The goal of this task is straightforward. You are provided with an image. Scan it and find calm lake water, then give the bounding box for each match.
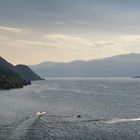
[1,78,140,140]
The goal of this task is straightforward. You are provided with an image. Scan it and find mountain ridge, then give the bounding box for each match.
[29,53,140,78]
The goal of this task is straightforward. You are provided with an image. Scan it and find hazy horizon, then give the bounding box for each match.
[1,52,139,66]
[1,0,140,64]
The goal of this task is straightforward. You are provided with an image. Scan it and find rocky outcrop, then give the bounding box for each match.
[0,56,43,90]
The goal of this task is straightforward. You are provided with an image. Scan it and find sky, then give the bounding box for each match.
[0,0,140,64]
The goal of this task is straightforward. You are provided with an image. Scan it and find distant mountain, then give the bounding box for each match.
[133,76,140,78]
[29,53,140,78]
[0,57,43,90]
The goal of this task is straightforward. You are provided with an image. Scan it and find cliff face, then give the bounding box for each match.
[0,66,31,90]
[0,57,43,90]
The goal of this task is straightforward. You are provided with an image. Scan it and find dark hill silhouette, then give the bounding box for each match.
[0,57,43,90]
[15,65,43,81]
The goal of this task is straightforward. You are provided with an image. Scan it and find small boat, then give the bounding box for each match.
[76,115,81,118]
[36,111,46,118]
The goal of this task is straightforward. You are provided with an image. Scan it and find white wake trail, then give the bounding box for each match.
[106,118,140,124]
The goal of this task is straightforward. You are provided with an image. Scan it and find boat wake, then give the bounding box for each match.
[80,117,140,124]
[9,114,140,140]
[9,116,37,140]
[105,117,140,124]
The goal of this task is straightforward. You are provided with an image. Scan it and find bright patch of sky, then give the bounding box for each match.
[0,0,140,64]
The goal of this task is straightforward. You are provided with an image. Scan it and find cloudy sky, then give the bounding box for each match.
[0,0,140,64]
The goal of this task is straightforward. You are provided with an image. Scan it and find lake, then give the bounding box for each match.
[0,78,140,140]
